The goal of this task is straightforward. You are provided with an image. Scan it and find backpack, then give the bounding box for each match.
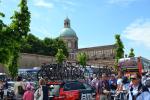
[18,85,25,95]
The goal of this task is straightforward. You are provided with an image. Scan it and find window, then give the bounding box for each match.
[49,85,60,96]
[64,82,86,91]
[83,83,92,90]
[68,41,71,48]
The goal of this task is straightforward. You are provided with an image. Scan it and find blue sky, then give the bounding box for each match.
[1,0,150,59]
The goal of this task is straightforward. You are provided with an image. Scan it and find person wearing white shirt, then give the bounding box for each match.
[128,73,150,100]
[14,76,26,100]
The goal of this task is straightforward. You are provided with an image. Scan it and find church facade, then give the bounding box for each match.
[60,17,116,68]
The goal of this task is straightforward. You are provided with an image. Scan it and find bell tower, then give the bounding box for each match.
[64,17,70,28]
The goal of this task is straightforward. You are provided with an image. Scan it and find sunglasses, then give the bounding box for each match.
[131,78,138,80]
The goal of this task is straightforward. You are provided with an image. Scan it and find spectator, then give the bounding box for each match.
[91,74,98,88]
[26,78,34,91]
[14,76,26,100]
[4,79,8,89]
[98,73,110,100]
[122,76,130,91]
[116,72,123,91]
[23,84,34,100]
[34,78,49,100]
[141,72,147,85]
[122,76,130,100]
[145,73,150,91]
[128,73,150,100]
[109,74,117,91]
[0,80,4,99]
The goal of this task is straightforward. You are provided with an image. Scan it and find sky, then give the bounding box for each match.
[1,0,150,59]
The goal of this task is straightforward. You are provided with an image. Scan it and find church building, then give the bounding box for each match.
[59,17,116,68]
[0,17,116,72]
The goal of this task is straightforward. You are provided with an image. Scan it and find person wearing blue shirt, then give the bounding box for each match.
[109,74,117,91]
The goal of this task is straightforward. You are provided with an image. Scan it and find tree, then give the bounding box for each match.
[21,35,69,57]
[77,52,87,68]
[129,48,135,57]
[114,34,124,71]
[10,0,30,38]
[0,0,30,79]
[55,49,66,64]
[8,51,19,79]
[8,0,31,78]
[0,12,15,66]
[54,38,69,57]
[21,33,43,54]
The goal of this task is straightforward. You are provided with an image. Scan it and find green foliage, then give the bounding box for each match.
[0,13,13,64]
[1,0,68,78]
[21,35,69,57]
[55,49,66,64]
[115,34,124,59]
[129,48,135,57]
[114,34,124,71]
[77,52,87,67]
[0,12,5,17]
[10,0,30,38]
[54,38,69,57]
[8,50,19,79]
[0,0,30,78]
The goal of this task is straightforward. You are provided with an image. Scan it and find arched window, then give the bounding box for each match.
[68,41,72,48]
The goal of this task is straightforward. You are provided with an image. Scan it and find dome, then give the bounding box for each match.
[60,17,77,38]
[60,28,77,37]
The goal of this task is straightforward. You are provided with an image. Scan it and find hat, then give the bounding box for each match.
[26,84,31,90]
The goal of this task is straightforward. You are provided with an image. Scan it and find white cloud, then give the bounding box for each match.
[53,0,76,6]
[122,18,150,48]
[34,0,54,9]
[52,0,77,12]
[61,0,77,6]
[108,0,137,6]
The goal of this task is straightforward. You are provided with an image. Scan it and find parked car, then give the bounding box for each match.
[47,80,96,100]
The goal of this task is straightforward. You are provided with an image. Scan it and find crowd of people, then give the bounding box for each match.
[14,76,49,100]
[0,76,49,100]
[87,71,150,100]
[0,71,150,100]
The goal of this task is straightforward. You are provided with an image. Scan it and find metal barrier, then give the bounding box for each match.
[110,90,128,100]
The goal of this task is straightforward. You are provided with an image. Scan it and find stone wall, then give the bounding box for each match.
[0,45,116,73]
[0,53,55,73]
[0,63,5,73]
[19,53,55,68]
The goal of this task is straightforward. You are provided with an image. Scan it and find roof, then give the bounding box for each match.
[60,17,77,38]
[78,44,116,51]
[60,28,77,37]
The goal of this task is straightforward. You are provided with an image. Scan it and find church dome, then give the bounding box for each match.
[60,17,77,37]
[60,28,77,37]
